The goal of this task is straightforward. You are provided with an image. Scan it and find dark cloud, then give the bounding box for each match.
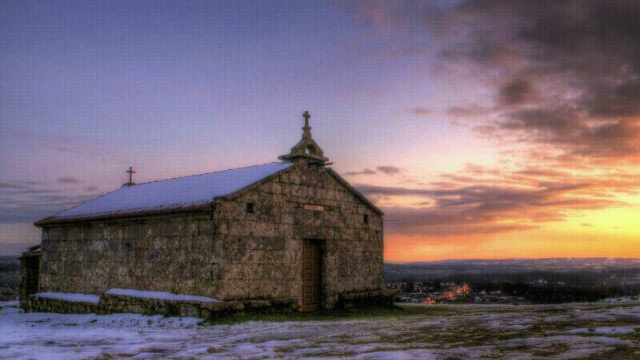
[376,166,402,175]
[57,176,81,184]
[344,168,377,176]
[499,78,535,105]
[344,0,640,162]
[582,81,640,117]
[437,0,640,161]
[502,107,580,132]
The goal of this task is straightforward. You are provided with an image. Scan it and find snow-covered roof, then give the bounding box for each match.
[37,162,292,224]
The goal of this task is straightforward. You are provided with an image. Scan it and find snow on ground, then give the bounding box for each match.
[600,296,640,304]
[1,301,639,359]
[106,288,220,303]
[567,326,638,335]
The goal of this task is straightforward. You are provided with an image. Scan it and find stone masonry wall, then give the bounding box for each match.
[39,212,217,296]
[212,163,384,309]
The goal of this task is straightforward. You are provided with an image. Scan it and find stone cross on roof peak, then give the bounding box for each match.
[302,110,312,139]
[123,166,136,187]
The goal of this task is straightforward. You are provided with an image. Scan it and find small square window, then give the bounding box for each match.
[246,202,255,214]
[363,214,369,224]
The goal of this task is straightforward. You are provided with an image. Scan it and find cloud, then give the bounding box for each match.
[345,168,377,176]
[344,0,640,163]
[514,167,568,178]
[57,176,81,184]
[334,2,640,244]
[0,180,100,223]
[446,106,491,118]
[407,107,435,115]
[345,166,403,176]
[355,168,621,236]
[499,78,536,105]
[376,166,402,175]
[434,0,640,162]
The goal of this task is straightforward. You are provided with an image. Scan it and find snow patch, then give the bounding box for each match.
[0,300,19,308]
[353,349,437,359]
[35,292,100,304]
[600,296,640,303]
[567,327,637,335]
[106,288,219,303]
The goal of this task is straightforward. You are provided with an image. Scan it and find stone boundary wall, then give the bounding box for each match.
[24,290,393,319]
[26,296,100,314]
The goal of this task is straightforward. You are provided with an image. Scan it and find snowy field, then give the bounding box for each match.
[1,301,640,359]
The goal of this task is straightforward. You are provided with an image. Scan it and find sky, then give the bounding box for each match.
[1,0,640,261]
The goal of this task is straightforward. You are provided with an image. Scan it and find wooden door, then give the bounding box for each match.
[302,240,322,312]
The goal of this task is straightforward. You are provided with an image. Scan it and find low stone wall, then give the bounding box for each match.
[24,293,303,319]
[23,290,395,318]
[335,289,396,309]
[26,296,100,314]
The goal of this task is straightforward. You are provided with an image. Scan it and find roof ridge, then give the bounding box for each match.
[133,161,286,186]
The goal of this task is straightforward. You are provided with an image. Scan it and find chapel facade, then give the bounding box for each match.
[20,112,388,315]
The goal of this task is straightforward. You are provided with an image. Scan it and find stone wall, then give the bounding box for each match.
[26,296,100,314]
[39,212,217,296]
[213,163,384,309]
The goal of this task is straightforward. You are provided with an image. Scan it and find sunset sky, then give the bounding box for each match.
[2,1,640,260]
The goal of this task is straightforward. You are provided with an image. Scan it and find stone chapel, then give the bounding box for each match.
[20,112,389,317]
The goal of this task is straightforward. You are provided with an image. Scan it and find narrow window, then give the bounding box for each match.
[246,202,255,214]
[363,214,369,225]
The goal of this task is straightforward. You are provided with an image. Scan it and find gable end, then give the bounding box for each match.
[325,168,384,216]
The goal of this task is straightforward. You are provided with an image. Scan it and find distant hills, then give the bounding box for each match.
[384,258,640,283]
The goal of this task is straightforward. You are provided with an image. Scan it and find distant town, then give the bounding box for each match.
[386,280,530,304]
[385,258,640,304]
